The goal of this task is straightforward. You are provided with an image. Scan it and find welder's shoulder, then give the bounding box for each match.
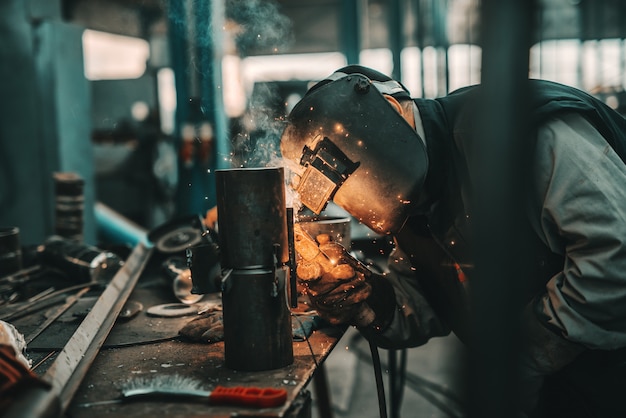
[536,112,610,153]
[533,111,626,188]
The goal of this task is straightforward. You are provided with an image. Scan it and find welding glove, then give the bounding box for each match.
[301,266,396,330]
[295,228,397,328]
[0,321,51,412]
[302,264,372,325]
[179,310,224,343]
[517,301,585,416]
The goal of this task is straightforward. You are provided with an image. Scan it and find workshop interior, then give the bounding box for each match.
[1,0,626,417]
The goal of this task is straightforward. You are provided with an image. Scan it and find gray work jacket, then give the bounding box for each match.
[372,83,626,379]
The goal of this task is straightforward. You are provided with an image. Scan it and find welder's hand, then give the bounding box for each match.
[299,263,372,325]
[204,206,218,231]
[294,228,393,327]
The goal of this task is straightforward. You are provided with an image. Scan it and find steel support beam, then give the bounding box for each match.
[469,0,536,417]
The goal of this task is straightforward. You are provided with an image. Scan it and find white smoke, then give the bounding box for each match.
[225,0,294,56]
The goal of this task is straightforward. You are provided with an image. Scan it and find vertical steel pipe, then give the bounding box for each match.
[216,167,293,371]
[469,0,536,417]
[216,167,288,268]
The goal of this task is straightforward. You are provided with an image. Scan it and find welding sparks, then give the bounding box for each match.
[333,123,345,134]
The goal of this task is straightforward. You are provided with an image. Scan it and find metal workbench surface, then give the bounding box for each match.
[13,251,343,418]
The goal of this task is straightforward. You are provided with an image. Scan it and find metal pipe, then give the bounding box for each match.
[216,167,293,371]
[389,0,404,81]
[340,0,361,65]
[94,202,148,247]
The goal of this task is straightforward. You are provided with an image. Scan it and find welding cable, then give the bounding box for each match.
[368,337,389,418]
[350,332,465,417]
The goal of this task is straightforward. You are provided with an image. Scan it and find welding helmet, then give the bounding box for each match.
[280,66,428,235]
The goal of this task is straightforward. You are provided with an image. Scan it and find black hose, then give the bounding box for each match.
[389,348,408,418]
[369,337,388,418]
[353,331,465,418]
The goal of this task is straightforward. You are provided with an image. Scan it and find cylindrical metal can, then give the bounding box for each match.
[215,167,288,269]
[53,172,85,241]
[0,227,22,277]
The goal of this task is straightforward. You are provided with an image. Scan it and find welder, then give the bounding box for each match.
[280,65,626,417]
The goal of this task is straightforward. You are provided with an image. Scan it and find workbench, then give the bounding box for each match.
[9,247,344,418]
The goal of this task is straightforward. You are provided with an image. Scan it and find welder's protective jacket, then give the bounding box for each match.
[370,80,626,366]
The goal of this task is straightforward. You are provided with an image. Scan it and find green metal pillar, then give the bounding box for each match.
[167,0,229,217]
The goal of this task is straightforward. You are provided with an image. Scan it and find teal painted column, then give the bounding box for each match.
[167,0,229,217]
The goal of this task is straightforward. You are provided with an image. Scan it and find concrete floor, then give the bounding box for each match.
[309,327,468,418]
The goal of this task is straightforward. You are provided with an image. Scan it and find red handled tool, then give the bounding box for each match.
[203,385,288,408]
[77,376,288,409]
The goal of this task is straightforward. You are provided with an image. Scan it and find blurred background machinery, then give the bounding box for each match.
[2,0,626,246]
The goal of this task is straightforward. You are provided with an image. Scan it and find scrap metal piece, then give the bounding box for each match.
[25,286,91,345]
[119,300,143,319]
[146,303,198,318]
[0,282,100,322]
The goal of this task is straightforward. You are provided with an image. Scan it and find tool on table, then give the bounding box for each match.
[1,237,123,319]
[0,265,44,293]
[78,374,288,409]
[147,214,209,254]
[2,242,152,418]
[124,384,288,408]
[0,265,43,285]
[0,281,101,322]
[37,236,124,283]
